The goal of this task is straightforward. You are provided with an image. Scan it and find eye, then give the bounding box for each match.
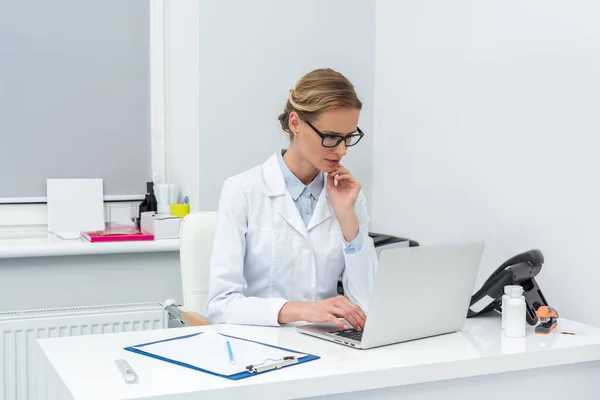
[344,135,361,146]
[322,135,342,147]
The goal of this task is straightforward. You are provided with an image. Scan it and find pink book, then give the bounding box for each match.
[81,227,154,243]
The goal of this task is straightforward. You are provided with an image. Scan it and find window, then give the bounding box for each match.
[0,0,167,227]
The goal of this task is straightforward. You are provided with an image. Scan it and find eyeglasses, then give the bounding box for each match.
[304,120,364,148]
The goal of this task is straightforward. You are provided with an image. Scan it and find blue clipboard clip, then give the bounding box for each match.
[246,356,298,373]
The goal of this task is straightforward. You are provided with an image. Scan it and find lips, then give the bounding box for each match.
[326,159,340,167]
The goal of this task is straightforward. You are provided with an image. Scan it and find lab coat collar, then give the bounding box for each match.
[262,153,286,196]
[262,152,331,236]
[263,153,306,237]
[262,152,327,198]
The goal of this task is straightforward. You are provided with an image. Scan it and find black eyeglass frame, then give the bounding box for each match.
[304,120,364,148]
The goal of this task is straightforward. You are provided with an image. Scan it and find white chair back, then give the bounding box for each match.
[179,212,218,314]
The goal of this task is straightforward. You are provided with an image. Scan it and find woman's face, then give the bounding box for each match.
[290,107,360,173]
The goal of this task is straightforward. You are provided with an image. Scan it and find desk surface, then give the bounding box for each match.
[37,315,600,400]
[0,234,180,259]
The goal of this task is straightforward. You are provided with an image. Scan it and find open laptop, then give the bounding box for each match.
[297,242,484,349]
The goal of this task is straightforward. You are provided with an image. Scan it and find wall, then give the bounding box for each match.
[165,0,201,212]
[0,252,182,312]
[195,0,376,211]
[372,0,600,325]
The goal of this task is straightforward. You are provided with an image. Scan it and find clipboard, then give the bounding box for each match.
[124,331,320,380]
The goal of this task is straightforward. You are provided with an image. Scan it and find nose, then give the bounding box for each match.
[333,144,347,158]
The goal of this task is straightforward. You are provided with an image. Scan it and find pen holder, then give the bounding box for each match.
[170,204,190,219]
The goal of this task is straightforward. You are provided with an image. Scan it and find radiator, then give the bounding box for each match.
[0,301,168,400]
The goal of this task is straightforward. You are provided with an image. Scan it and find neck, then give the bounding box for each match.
[282,145,320,185]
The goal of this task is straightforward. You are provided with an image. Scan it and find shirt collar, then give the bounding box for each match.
[276,151,324,201]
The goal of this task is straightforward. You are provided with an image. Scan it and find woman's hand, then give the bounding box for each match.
[278,296,366,330]
[327,165,361,242]
[326,165,361,213]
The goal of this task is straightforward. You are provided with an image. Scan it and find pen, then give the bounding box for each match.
[226,340,235,365]
[182,196,188,205]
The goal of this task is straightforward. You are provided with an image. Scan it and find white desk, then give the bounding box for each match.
[37,315,600,400]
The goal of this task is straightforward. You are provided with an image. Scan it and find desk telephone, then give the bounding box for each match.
[468,249,549,325]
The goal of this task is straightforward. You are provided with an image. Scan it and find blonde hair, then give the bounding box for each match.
[278,68,362,140]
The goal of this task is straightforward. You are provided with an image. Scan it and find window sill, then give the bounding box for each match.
[0,234,180,259]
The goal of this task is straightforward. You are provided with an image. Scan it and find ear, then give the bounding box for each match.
[288,111,301,135]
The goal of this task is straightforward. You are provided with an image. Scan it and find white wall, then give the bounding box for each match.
[195,0,375,211]
[373,0,600,326]
[165,0,201,212]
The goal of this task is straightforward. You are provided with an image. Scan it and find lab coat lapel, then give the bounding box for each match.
[262,153,308,238]
[275,195,308,238]
[307,184,332,231]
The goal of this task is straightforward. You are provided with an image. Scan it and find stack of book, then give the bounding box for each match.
[81,227,154,243]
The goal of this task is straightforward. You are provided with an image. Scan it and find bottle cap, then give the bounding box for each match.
[510,286,524,297]
[504,285,519,295]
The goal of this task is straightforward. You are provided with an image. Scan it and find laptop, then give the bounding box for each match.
[297,242,484,349]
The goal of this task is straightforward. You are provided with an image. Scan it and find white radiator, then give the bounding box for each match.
[0,301,168,400]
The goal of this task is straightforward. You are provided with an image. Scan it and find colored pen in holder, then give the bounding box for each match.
[170,195,189,218]
[170,203,189,218]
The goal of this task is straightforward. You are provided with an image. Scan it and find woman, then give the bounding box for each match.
[206,68,378,330]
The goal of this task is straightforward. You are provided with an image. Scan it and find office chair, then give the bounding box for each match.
[172,211,219,326]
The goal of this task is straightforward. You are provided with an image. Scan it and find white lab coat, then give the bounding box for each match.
[206,153,379,326]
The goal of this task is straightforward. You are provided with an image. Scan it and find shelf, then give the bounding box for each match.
[0,234,180,259]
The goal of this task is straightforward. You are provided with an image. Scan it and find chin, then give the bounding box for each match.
[306,159,329,173]
[315,162,334,173]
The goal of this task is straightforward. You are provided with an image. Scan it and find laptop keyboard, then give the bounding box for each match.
[332,329,363,342]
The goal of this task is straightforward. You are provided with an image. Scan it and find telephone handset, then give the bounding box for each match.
[468,249,548,325]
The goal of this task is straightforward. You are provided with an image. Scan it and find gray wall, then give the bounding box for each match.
[0,0,151,200]
[197,0,375,211]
